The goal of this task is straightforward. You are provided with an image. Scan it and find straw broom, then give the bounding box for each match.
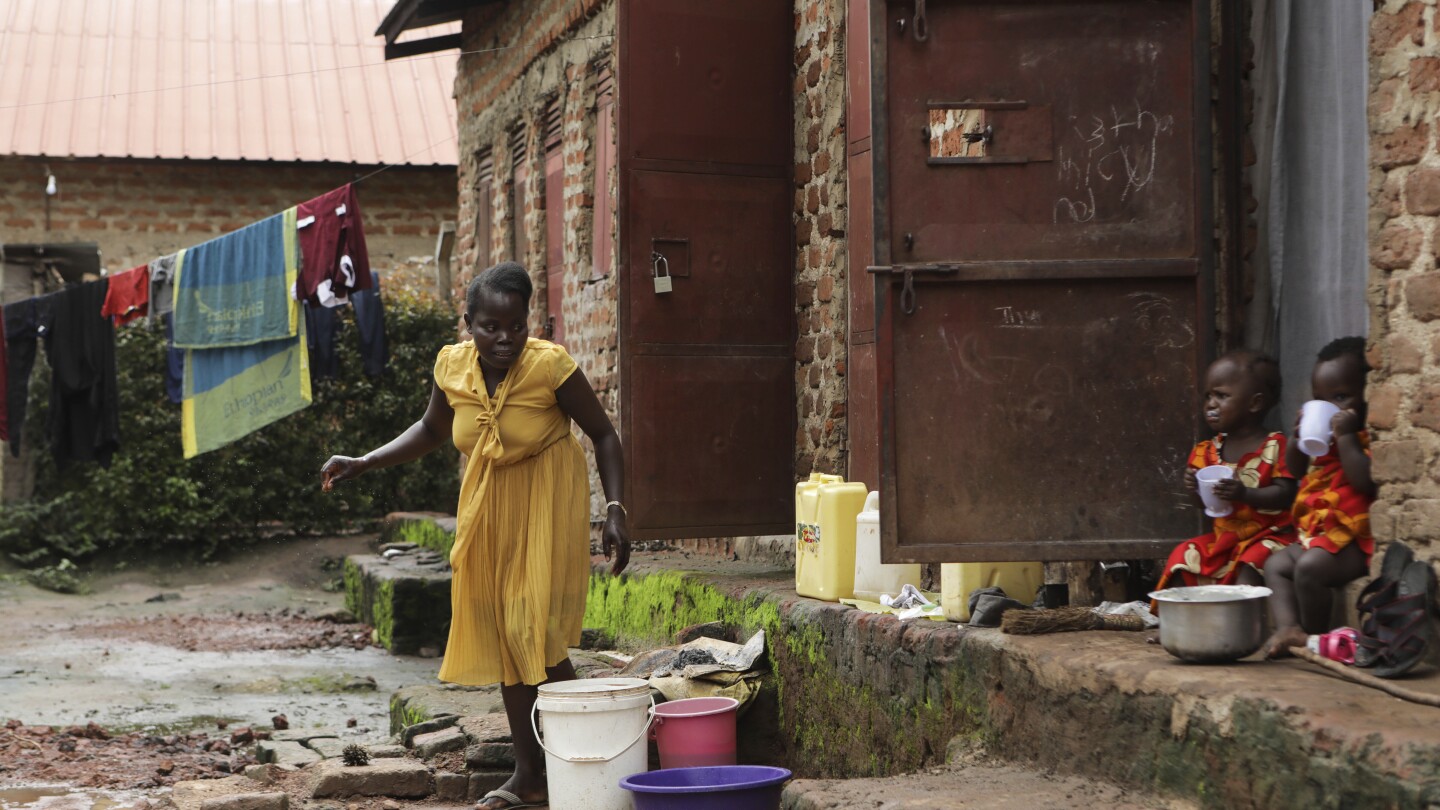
[1001,606,1149,635]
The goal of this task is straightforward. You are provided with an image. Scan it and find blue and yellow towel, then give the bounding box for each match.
[181,314,311,459]
[172,208,299,348]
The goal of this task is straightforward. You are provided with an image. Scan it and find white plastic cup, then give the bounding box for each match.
[1298,400,1342,457]
[1196,464,1235,518]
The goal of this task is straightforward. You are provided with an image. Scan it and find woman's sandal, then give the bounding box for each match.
[1371,561,1438,679]
[1354,542,1417,667]
[476,789,545,809]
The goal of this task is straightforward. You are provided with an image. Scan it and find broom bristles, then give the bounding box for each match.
[1000,606,1148,635]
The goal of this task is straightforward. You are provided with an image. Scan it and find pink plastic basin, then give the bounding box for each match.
[649,696,740,769]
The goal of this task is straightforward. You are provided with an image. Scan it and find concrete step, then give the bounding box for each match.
[342,550,452,655]
[380,512,458,557]
[583,550,1440,809]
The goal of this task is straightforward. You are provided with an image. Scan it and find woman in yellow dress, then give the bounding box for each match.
[321,262,630,810]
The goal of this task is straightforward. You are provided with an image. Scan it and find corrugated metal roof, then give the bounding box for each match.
[0,0,458,165]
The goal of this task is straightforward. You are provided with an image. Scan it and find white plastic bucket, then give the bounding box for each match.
[532,677,654,810]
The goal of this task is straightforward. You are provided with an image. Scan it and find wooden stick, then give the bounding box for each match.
[1288,646,1440,708]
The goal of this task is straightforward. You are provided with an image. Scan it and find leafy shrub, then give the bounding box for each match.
[0,288,462,564]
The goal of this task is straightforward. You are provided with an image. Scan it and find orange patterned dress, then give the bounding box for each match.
[1294,430,1374,559]
[1157,432,1296,589]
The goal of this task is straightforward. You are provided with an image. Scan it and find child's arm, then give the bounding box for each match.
[1284,409,1308,486]
[1214,477,1297,511]
[1332,409,1375,498]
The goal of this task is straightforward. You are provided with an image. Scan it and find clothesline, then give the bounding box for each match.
[2,183,388,463]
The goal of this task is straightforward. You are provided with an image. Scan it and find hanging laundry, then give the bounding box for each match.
[0,306,8,442]
[46,280,120,467]
[172,209,299,348]
[162,313,184,405]
[176,207,309,458]
[100,265,150,326]
[352,271,389,377]
[296,184,372,308]
[4,294,58,457]
[303,301,341,380]
[181,315,311,459]
[302,271,389,380]
[148,252,179,323]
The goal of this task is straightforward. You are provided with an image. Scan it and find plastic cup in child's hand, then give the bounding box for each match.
[1298,400,1342,457]
[1195,465,1235,518]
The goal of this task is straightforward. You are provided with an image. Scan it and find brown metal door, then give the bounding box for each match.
[544,144,565,344]
[618,0,794,540]
[872,0,1214,562]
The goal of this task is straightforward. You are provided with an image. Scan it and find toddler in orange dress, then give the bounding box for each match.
[1156,350,1297,592]
[1262,337,1375,658]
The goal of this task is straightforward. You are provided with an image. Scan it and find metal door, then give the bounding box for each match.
[618,0,794,539]
[872,0,1213,562]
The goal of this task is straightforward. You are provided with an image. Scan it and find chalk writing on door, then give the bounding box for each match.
[1053,100,1175,224]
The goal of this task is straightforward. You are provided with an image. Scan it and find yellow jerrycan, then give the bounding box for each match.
[940,562,1044,622]
[795,473,868,601]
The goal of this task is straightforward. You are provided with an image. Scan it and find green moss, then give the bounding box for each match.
[393,519,455,557]
[373,579,395,650]
[388,695,434,736]
[342,558,365,619]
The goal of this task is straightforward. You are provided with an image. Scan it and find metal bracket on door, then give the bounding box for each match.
[868,264,957,315]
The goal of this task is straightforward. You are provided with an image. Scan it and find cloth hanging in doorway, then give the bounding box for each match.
[4,293,58,457]
[46,280,120,468]
[1247,0,1371,420]
[296,184,372,308]
[172,209,299,348]
[100,265,150,326]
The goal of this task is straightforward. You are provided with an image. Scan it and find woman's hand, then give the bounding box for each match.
[320,455,370,492]
[602,507,631,576]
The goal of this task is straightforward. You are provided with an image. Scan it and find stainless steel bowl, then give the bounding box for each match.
[1148,585,1272,663]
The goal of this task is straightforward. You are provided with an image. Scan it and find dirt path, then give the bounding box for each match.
[0,536,439,798]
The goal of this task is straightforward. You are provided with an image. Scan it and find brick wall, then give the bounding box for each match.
[1366,0,1440,567]
[0,156,455,291]
[794,0,850,477]
[455,0,618,522]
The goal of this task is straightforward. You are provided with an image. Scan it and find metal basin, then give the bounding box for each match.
[1148,585,1272,663]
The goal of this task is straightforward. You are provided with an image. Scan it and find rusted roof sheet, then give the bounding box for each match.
[0,0,458,165]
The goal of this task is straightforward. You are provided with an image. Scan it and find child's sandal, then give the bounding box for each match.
[1316,628,1359,665]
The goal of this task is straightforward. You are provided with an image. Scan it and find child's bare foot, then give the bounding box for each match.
[1262,625,1308,659]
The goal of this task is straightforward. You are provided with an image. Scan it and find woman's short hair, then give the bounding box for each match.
[466,262,533,312]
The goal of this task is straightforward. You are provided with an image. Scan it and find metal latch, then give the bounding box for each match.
[867,264,957,315]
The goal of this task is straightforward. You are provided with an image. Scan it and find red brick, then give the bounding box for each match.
[1374,122,1430,170]
[818,275,834,303]
[1372,439,1425,483]
[1410,57,1440,95]
[1405,167,1440,215]
[1388,333,1425,373]
[1411,382,1440,433]
[1374,221,1424,271]
[1370,77,1404,120]
[1407,274,1440,320]
[1372,2,1426,50]
[1368,382,1403,430]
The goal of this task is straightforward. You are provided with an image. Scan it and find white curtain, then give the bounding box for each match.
[1246,0,1371,421]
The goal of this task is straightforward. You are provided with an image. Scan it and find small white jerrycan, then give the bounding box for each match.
[851,491,922,603]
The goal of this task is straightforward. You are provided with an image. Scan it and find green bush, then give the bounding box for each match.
[0,289,462,564]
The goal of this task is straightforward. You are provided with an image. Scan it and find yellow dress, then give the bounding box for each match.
[433,337,589,686]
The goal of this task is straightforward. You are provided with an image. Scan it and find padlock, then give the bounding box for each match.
[652,252,673,294]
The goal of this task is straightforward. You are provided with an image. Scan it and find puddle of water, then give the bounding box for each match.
[0,787,145,810]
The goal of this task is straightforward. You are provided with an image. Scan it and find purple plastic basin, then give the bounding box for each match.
[619,765,792,810]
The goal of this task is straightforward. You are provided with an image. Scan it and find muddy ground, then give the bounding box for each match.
[0,536,437,798]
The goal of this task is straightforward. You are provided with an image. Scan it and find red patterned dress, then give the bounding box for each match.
[1157,432,1297,589]
[1294,430,1374,559]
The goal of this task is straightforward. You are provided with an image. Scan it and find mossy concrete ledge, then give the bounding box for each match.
[583,559,1440,808]
[343,552,451,655]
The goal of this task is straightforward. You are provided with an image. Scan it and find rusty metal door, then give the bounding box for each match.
[872,0,1213,562]
[618,0,794,539]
